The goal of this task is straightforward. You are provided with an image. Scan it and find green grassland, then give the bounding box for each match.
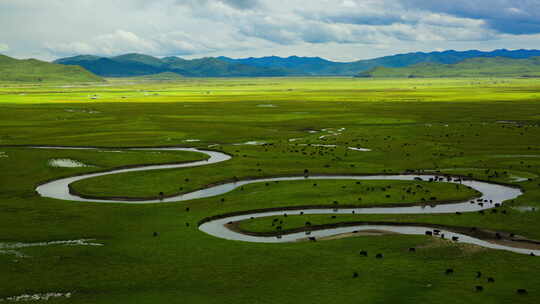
[2,77,540,105]
[1,77,540,303]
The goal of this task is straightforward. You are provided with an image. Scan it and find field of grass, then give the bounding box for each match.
[1,77,540,303]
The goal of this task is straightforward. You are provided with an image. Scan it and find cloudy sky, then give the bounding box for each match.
[1,0,540,61]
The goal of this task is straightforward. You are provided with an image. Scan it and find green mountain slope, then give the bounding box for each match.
[163,57,289,77]
[56,54,289,77]
[219,49,540,76]
[112,53,166,68]
[55,55,164,77]
[0,54,104,82]
[53,49,540,78]
[132,72,184,80]
[357,57,540,78]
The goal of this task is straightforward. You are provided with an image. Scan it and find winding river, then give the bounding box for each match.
[34,146,539,255]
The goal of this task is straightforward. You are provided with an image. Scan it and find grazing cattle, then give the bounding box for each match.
[452,236,459,242]
[185,207,190,212]
[495,233,502,239]
[456,212,462,215]
[375,253,383,259]
[517,289,528,295]
[487,277,495,283]
[530,252,536,256]
[186,223,190,227]
[476,271,482,278]
[359,250,368,257]
[425,231,433,236]
[475,286,484,292]
[308,237,317,242]
[409,248,416,252]
[153,232,159,237]
[353,272,359,278]
[445,268,454,275]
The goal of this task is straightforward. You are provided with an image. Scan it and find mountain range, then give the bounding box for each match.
[3,49,540,82]
[357,57,540,78]
[54,49,540,78]
[54,54,287,77]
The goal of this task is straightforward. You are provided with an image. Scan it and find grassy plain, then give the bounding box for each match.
[1,77,540,303]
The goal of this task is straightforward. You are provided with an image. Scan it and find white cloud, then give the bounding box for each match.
[48,30,159,56]
[0,0,539,61]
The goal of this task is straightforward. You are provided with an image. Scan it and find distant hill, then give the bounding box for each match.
[0,54,104,83]
[161,56,287,77]
[112,53,165,67]
[218,55,333,68]
[54,49,540,78]
[132,72,184,80]
[357,57,540,78]
[55,54,164,77]
[218,56,339,75]
[221,49,540,76]
[55,53,289,77]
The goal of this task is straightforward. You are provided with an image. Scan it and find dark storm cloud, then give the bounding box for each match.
[400,0,540,35]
